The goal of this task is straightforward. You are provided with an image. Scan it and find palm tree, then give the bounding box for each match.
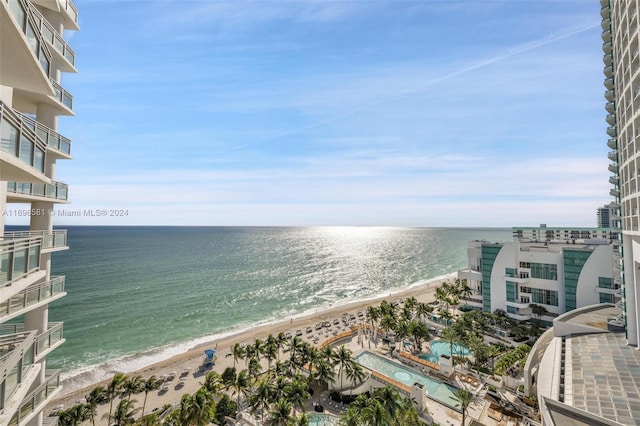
[415,302,433,324]
[267,399,294,426]
[122,375,144,401]
[107,373,127,419]
[361,400,391,426]
[453,388,474,426]
[58,404,87,426]
[393,321,410,349]
[264,336,279,374]
[201,370,223,395]
[333,346,353,394]
[103,399,139,426]
[294,412,309,426]
[285,375,310,412]
[344,361,365,396]
[367,305,380,331]
[85,386,106,426]
[135,413,161,426]
[408,321,430,353]
[397,396,421,425]
[248,356,263,383]
[227,343,246,369]
[310,357,335,404]
[183,387,216,426]
[229,369,251,408]
[372,385,403,419]
[249,377,274,424]
[466,334,486,374]
[140,376,161,416]
[379,314,396,338]
[440,326,459,367]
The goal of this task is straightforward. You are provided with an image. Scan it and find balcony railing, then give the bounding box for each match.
[7,181,69,202]
[0,102,47,175]
[0,277,65,322]
[19,113,71,156]
[49,79,72,110]
[8,370,61,426]
[0,322,63,358]
[3,230,67,251]
[28,5,75,67]
[60,0,78,25]
[4,0,52,77]
[0,237,42,287]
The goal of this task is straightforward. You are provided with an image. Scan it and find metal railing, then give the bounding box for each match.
[49,79,73,110]
[4,0,52,77]
[9,370,61,426]
[3,230,67,251]
[0,102,48,174]
[0,237,42,287]
[36,322,64,357]
[29,5,75,66]
[7,181,69,201]
[19,113,71,156]
[0,277,65,321]
[60,0,78,24]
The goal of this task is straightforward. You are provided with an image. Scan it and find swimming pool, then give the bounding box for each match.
[354,351,460,409]
[419,340,473,363]
[308,413,339,426]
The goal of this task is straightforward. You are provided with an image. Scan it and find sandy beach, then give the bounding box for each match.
[48,273,456,420]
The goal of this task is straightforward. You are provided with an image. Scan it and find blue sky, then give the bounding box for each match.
[29,0,610,226]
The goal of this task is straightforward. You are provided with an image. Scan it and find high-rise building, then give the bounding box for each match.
[597,204,616,228]
[0,0,78,424]
[605,0,640,347]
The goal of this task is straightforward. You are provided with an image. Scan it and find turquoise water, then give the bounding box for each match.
[354,350,459,408]
[308,414,339,426]
[33,226,509,388]
[419,340,473,363]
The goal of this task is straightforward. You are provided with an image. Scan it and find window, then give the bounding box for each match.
[0,120,19,156]
[531,288,559,306]
[19,135,33,166]
[530,263,558,280]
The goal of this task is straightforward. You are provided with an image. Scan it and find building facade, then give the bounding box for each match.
[458,231,617,324]
[0,0,78,424]
[605,0,640,349]
[597,204,616,228]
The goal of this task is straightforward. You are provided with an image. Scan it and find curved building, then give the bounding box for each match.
[0,0,78,425]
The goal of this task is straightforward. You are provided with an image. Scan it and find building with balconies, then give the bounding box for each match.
[0,0,77,424]
[458,235,617,325]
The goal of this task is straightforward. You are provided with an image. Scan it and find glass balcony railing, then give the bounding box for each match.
[0,277,64,321]
[18,113,71,156]
[36,322,63,357]
[0,102,48,175]
[0,237,42,287]
[4,0,52,77]
[3,230,67,251]
[8,370,61,426]
[60,0,78,25]
[49,79,72,110]
[7,181,69,202]
[28,5,75,67]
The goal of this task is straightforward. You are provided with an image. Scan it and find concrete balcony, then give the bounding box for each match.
[607,138,617,149]
[7,181,69,203]
[0,330,39,421]
[7,370,61,426]
[58,0,79,30]
[504,275,530,284]
[600,5,610,18]
[607,125,617,137]
[0,277,65,323]
[601,17,611,30]
[602,29,611,42]
[0,237,43,288]
[29,5,76,71]
[606,113,616,124]
[603,52,613,66]
[0,103,50,184]
[19,113,71,158]
[609,174,619,185]
[608,150,618,161]
[0,0,54,96]
[3,230,67,253]
[609,163,618,173]
[605,89,615,102]
[506,300,532,309]
[605,100,615,112]
[603,41,612,54]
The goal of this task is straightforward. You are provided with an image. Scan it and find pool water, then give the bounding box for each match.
[354,351,459,409]
[308,414,339,426]
[419,340,473,363]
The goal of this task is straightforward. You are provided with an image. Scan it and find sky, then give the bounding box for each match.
[20,0,612,226]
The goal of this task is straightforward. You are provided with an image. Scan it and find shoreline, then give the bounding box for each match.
[49,272,456,416]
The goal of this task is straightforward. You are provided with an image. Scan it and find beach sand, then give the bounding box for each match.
[47,273,456,420]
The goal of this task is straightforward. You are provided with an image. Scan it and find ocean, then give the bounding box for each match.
[42,226,511,388]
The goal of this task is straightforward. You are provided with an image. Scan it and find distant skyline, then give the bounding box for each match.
[11,0,610,226]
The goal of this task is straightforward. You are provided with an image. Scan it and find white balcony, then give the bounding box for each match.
[7,181,69,203]
[0,278,65,323]
[506,300,532,309]
[601,17,611,30]
[0,237,43,289]
[606,113,616,124]
[600,5,610,18]
[0,103,50,184]
[57,0,79,30]
[609,163,618,173]
[19,113,71,159]
[29,5,76,71]
[3,230,67,253]
[504,275,530,284]
[608,150,618,161]
[0,0,54,96]
[605,89,615,102]
[6,370,61,426]
[0,322,65,361]
[605,101,615,113]
[603,41,612,54]
[607,138,617,149]
[603,52,613,66]
[602,29,611,42]
[607,125,617,137]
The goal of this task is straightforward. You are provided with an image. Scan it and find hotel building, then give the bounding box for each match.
[521,2,640,425]
[458,227,618,325]
[0,0,77,425]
